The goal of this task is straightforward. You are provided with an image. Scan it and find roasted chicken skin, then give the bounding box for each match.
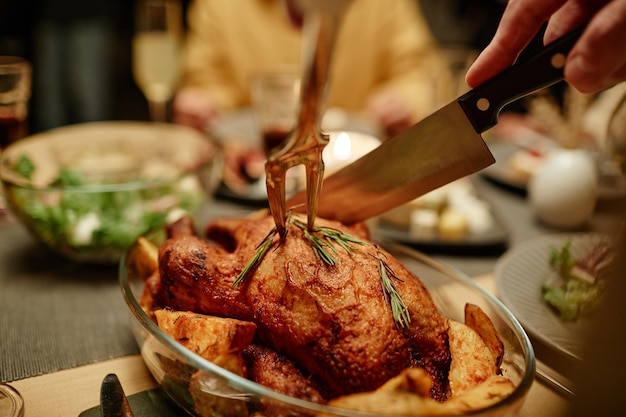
[158,215,451,401]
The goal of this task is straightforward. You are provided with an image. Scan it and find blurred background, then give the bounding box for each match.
[0,0,509,136]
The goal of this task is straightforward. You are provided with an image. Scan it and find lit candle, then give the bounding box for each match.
[323,131,380,175]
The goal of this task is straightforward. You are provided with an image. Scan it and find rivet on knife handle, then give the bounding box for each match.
[458,25,585,134]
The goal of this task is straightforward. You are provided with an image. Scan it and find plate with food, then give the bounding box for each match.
[121,213,534,417]
[495,233,614,360]
[480,140,551,193]
[376,177,509,253]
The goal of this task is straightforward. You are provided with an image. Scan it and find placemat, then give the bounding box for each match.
[0,224,139,382]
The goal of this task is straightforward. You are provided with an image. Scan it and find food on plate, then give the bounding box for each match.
[137,213,515,415]
[437,207,469,240]
[504,148,545,183]
[381,178,494,240]
[542,239,614,321]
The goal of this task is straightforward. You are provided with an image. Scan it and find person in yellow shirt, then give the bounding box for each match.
[172,0,450,138]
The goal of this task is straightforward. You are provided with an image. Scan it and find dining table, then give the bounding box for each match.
[1,126,625,416]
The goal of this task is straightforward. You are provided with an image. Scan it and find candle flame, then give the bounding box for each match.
[332,132,352,161]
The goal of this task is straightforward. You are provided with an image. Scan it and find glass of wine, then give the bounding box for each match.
[132,0,183,122]
[0,56,31,223]
[250,72,300,155]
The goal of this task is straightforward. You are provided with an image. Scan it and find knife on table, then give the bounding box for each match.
[287,27,584,224]
[100,373,135,417]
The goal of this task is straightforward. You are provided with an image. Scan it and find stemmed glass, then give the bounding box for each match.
[132,0,183,122]
[0,383,24,417]
[0,56,31,224]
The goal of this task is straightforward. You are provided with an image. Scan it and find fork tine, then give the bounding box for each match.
[303,147,325,229]
[265,158,289,237]
[265,2,349,235]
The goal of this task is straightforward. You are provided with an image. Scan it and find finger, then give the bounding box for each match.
[565,0,626,92]
[544,0,611,43]
[466,0,566,88]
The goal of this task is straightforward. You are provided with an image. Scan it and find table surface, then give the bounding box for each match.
[2,166,624,416]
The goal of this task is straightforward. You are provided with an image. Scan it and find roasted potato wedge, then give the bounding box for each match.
[132,236,160,280]
[155,309,256,375]
[464,303,505,368]
[325,369,514,416]
[447,319,497,396]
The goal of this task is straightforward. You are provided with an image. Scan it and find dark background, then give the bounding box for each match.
[0,0,508,136]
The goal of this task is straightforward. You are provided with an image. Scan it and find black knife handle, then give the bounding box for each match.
[458,26,584,134]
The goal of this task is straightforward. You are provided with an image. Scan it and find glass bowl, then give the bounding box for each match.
[0,121,221,263]
[120,234,535,417]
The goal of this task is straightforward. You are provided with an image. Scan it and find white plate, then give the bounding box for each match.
[495,232,610,360]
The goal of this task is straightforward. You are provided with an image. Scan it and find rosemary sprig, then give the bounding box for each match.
[374,247,411,329]
[233,226,280,288]
[234,216,410,328]
[302,227,340,265]
[292,218,365,265]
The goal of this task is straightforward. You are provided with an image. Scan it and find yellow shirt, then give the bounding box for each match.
[180,0,448,122]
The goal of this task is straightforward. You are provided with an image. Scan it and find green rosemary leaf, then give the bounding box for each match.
[302,228,340,265]
[292,218,365,263]
[233,227,279,288]
[317,227,366,253]
[375,248,411,328]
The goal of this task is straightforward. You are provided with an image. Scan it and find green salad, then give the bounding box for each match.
[542,240,611,321]
[8,154,205,256]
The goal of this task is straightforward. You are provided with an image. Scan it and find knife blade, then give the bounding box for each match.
[287,27,584,224]
[100,373,135,417]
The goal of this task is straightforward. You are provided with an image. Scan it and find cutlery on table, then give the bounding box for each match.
[288,27,584,225]
[100,373,135,417]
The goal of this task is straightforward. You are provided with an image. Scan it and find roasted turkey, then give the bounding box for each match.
[155,214,452,401]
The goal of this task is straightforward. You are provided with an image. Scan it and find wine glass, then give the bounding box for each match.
[0,56,31,224]
[0,383,24,417]
[132,0,183,122]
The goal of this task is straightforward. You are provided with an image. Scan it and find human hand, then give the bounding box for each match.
[366,91,415,138]
[172,88,221,131]
[466,0,626,94]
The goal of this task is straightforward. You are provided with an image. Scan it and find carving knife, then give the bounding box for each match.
[287,27,583,224]
[100,373,135,417]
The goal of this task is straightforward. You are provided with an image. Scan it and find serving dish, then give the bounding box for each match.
[121,231,535,417]
[495,232,610,360]
[0,121,222,263]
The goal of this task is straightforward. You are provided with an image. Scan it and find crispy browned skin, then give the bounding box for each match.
[243,344,326,404]
[158,215,451,400]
